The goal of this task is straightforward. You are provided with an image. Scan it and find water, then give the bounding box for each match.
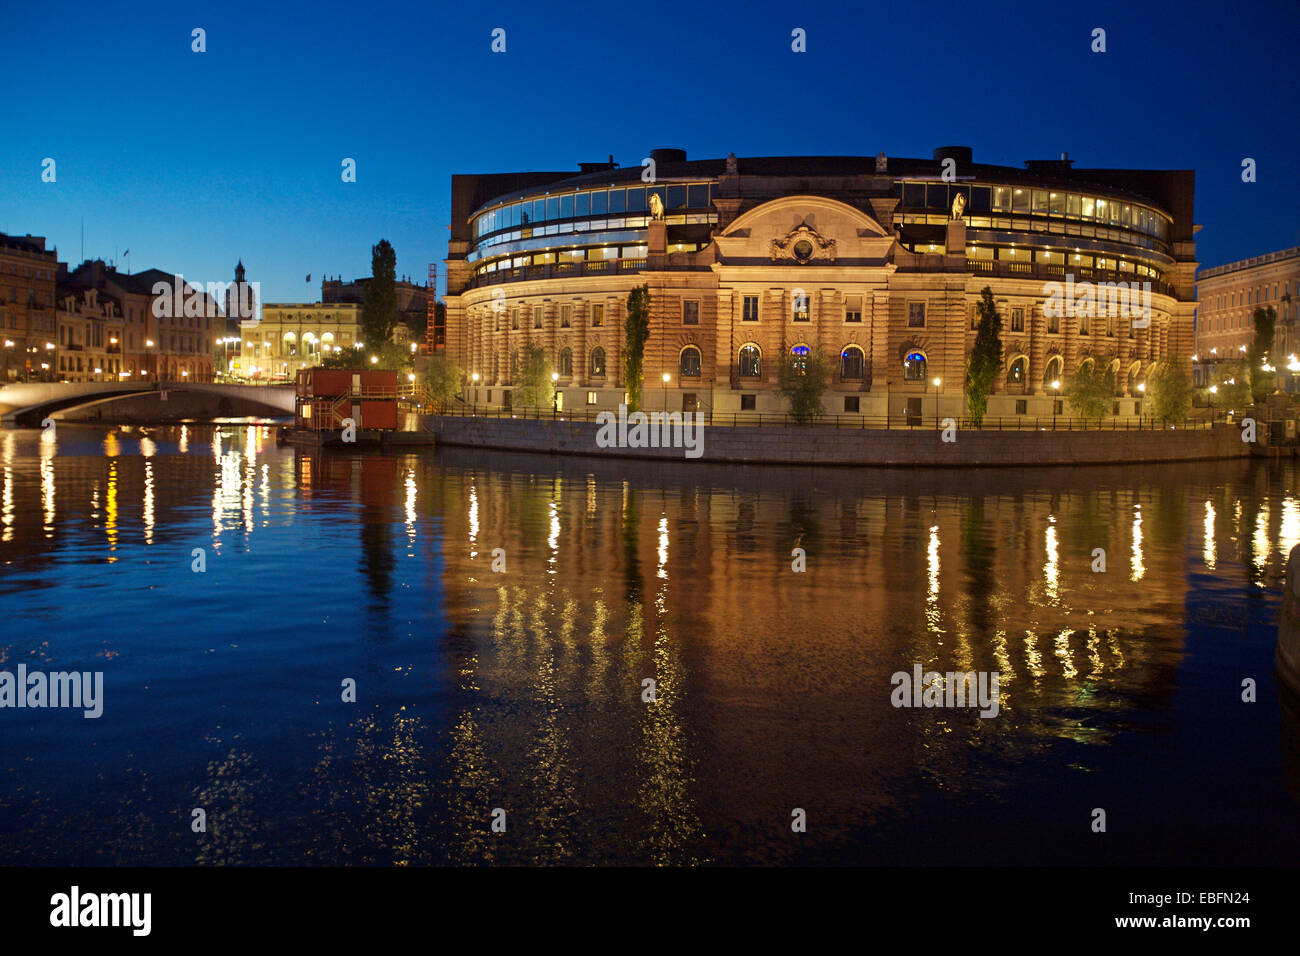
[0,423,1297,865]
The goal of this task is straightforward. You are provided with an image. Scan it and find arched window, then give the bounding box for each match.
[559,348,572,376]
[903,350,926,382]
[841,346,865,380]
[590,347,606,377]
[738,344,761,378]
[680,346,701,378]
[790,343,810,374]
[1007,356,1026,383]
[1043,355,1063,387]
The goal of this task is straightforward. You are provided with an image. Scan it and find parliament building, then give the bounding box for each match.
[444,147,1196,421]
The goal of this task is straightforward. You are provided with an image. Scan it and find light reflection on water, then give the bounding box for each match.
[0,423,1298,866]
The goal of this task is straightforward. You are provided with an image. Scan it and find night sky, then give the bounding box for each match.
[2,0,1296,302]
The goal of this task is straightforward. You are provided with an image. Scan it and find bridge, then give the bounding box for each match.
[0,381,295,426]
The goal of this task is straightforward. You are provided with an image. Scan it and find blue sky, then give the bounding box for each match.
[2,0,1296,303]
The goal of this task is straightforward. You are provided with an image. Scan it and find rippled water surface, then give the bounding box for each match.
[1,423,1297,865]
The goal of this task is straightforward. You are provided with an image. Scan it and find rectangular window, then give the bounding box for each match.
[844,396,860,413]
[1015,399,1027,415]
[533,306,542,329]
[1048,312,1060,334]
[586,391,597,405]
[591,304,604,327]
[844,295,862,323]
[1011,307,1025,332]
[560,306,571,329]
[687,184,709,208]
[1079,314,1089,335]
[742,295,759,322]
[908,302,925,328]
[590,191,606,215]
[793,294,809,322]
[608,189,625,214]
[682,300,699,325]
[740,394,756,411]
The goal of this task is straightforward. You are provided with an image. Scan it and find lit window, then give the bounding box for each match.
[841,346,865,379]
[903,350,926,381]
[738,344,761,378]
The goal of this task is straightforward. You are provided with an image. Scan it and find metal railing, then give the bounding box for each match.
[421,404,1222,431]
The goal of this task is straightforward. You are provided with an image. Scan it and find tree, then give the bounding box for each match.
[966,286,1003,426]
[422,354,462,411]
[322,345,365,369]
[1064,362,1116,424]
[513,343,555,408]
[361,240,398,353]
[322,341,411,371]
[1246,305,1277,403]
[624,284,651,412]
[777,346,830,424]
[1213,358,1251,410]
[1146,360,1191,422]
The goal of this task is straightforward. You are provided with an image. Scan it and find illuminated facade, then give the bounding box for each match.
[0,233,58,382]
[240,303,363,380]
[445,148,1198,420]
[1195,246,1300,384]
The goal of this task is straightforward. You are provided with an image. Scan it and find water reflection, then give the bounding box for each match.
[0,425,1297,865]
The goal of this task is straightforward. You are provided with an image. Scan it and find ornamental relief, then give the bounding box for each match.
[770,221,837,264]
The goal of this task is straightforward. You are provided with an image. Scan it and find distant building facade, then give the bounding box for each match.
[240,303,363,380]
[444,147,1197,421]
[1195,246,1300,384]
[55,285,125,382]
[321,275,429,337]
[57,260,216,382]
[0,233,58,382]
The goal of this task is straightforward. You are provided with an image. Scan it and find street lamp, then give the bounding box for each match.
[1051,379,1061,429]
[552,371,560,416]
[663,372,671,411]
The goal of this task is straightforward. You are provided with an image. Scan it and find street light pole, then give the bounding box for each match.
[551,371,559,418]
[663,372,671,412]
[1051,379,1060,429]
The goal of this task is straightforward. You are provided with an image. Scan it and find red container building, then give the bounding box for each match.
[295,368,399,431]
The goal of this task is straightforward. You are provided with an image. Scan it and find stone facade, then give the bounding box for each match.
[55,287,126,382]
[0,234,58,382]
[445,148,1197,422]
[1195,246,1300,384]
[239,303,363,380]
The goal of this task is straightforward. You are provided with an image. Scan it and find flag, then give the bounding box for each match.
[306,274,311,283]
[122,248,130,256]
